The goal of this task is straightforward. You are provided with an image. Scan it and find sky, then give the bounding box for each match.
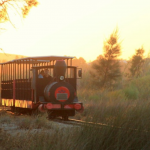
[0,0,150,62]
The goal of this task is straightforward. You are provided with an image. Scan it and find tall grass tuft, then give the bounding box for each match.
[16,115,51,129]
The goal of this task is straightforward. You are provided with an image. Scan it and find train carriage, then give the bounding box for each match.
[0,56,83,120]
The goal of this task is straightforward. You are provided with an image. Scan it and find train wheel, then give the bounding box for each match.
[10,106,15,112]
[14,107,21,115]
[47,111,56,120]
[62,116,68,121]
[31,108,40,117]
[25,109,33,115]
[49,115,56,120]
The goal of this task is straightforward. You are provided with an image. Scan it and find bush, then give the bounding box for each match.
[131,75,150,100]
[124,85,139,100]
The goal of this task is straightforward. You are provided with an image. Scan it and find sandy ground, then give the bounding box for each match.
[0,107,77,137]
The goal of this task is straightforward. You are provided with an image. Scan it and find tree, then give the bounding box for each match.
[0,0,38,26]
[0,0,38,53]
[129,47,145,77]
[90,28,122,88]
[72,57,86,67]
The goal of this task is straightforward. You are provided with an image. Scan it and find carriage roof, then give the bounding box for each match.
[0,56,75,65]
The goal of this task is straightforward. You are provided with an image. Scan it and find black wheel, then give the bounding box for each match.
[31,108,40,117]
[49,115,56,120]
[47,110,56,120]
[25,109,33,115]
[62,116,68,121]
[14,108,21,115]
[10,106,15,112]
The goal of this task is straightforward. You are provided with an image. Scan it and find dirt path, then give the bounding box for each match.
[0,108,77,137]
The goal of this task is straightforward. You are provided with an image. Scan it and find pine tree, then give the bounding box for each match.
[129,47,145,77]
[91,28,122,88]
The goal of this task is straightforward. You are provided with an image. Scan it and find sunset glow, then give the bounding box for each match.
[0,0,150,62]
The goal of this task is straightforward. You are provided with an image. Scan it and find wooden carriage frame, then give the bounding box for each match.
[0,56,81,109]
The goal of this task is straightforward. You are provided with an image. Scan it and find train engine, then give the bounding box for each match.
[32,60,83,120]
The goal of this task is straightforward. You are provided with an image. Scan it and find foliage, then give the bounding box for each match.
[90,28,122,88]
[22,0,38,18]
[140,52,150,76]
[124,84,139,100]
[0,0,38,25]
[72,57,86,67]
[129,75,150,100]
[129,47,145,77]
[1,73,150,149]
[1,94,150,149]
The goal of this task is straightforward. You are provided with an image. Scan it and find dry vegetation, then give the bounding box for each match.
[1,57,150,149]
[1,95,150,150]
[1,73,150,149]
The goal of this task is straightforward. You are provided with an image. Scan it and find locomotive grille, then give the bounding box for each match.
[56,93,68,100]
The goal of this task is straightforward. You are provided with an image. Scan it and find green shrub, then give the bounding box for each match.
[124,85,139,100]
[108,90,126,101]
[131,75,150,100]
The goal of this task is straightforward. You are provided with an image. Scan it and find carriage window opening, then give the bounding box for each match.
[3,65,6,81]
[38,68,54,78]
[38,70,44,78]
[21,63,22,79]
[65,68,74,78]
[30,70,33,79]
[49,68,54,77]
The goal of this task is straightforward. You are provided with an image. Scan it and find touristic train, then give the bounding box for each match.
[0,56,83,120]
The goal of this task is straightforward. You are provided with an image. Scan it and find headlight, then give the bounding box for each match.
[60,76,64,80]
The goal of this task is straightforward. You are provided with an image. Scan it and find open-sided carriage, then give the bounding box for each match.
[0,56,83,120]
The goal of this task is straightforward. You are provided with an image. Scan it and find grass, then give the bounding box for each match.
[71,96,150,149]
[0,128,81,150]
[1,106,150,150]
[0,111,52,130]
[1,99,150,150]
[1,74,150,149]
